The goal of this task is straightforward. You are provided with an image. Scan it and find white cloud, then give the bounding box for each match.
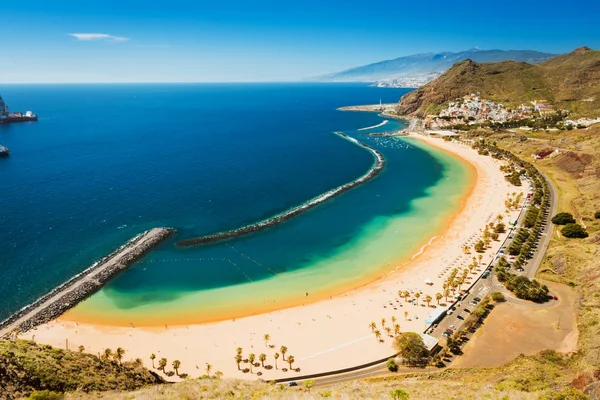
[68,33,129,42]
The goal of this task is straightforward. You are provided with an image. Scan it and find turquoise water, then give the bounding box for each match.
[0,84,471,325]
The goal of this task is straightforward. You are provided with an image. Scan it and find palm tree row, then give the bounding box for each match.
[235,345,296,373]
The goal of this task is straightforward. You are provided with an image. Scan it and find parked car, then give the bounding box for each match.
[473,297,481,302]
[288,381,298,387]
[482,271,490,278]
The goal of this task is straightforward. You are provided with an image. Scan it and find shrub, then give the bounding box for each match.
[551,212,575,225]
[491,292,506,302]
[28,391,64,400]
[386,358,398,372]
[561,223,589,238]
[390,388,410,400]
[595,211,600,219]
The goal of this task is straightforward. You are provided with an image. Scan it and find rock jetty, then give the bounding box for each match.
[177,132,384,247]
[0,228,175,338]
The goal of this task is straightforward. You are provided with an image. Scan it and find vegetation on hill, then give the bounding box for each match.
[0,340,163,399]
[397,47,600,118]
[461,127,600,372]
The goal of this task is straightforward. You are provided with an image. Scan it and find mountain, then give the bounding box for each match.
[397,47,600,118]
[315,49,557,83]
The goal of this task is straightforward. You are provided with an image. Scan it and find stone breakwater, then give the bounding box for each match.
[0,228,175,338]
[177,132,385,247]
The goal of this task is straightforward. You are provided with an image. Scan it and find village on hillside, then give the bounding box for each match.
[423,94,600,131]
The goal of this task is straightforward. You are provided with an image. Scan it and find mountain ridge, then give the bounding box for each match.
[396,47,600,118]
[314,49,558,83]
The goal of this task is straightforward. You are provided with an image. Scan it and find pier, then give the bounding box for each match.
[177,132,384,247]
[0,227,175,339]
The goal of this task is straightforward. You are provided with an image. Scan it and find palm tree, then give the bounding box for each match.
[496,214,504,222]
[158,357,167,372]
[444,289,450,301]
[478,254,483,264]
[369,321,376,332]
[404,311,409,320]
[172,360,181,376]
[374,330,382,341]
[248,353,255,373]
[263,334,270,348]
[457,277,465,290]
[394,323,401,335]
[280,346,288,361]
[114,347,125,366]
[205,363,212,377]
[436,293,443,305]
[415,292,421,305]
[235,354,242,370]
[398,290,404,301]
[259,353,267,367]
[425,295,432,307]
[380,318,386,328]
[274,352,280,369]
[287,355,295,370]
[236,347,243,356]
[134,358,143,367]
[150,353,156,368]
[103,348,113,361]
[215,371,224,379]
[391,316,397,324]
[462,245,470,254]
[78,345,85,353]
[385,326,392,337]
[403,290,410,302]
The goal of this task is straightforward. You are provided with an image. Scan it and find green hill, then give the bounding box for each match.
[0,340,163,399]
[397,47,600,118]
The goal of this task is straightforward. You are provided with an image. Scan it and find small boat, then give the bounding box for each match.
[0,144,9,156]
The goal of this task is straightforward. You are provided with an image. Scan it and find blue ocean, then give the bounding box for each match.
[0,84,471,325]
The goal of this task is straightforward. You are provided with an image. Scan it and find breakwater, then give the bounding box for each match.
[0,228,175,338]
[177,132,385,247]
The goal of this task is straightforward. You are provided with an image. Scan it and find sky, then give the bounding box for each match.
[1,0,599,83]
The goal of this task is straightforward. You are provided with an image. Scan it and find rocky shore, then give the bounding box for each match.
[177,133,385,247]
[0,228,175,338]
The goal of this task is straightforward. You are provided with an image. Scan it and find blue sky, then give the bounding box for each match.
[1,0,599,83]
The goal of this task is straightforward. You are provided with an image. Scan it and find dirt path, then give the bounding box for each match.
[453,282,578,368]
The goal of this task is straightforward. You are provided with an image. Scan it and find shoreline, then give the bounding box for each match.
[16,121,526,382]
[176,132,384,247]
[63,128,474,327]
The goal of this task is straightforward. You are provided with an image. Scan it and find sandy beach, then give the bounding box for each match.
[18,133,528,381]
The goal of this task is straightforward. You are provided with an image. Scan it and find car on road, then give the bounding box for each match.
[482,271,490,278]
[288,382,298,387]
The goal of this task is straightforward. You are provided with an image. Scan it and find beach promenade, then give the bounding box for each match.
[0,228,174,339]
[18,134,527,382]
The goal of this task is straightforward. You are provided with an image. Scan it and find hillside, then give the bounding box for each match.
[315,49,556,82]
[0,340,164,399]
[397,47,600,118]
